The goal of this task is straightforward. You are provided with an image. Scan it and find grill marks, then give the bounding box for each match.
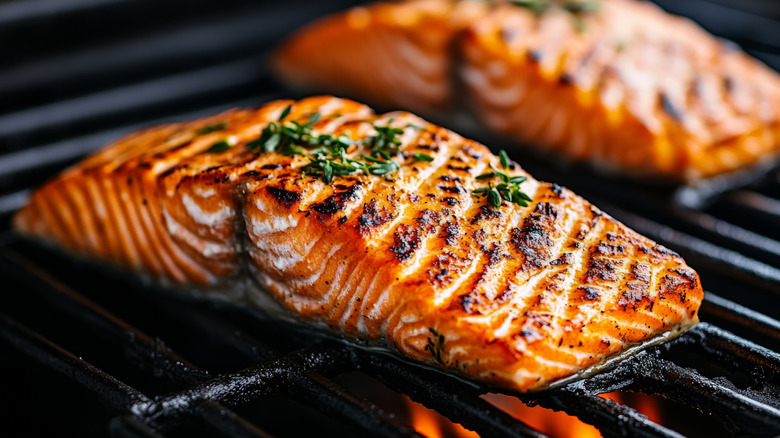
[461,0,780,180]
[310,182,362,215]
[15,96,704,393]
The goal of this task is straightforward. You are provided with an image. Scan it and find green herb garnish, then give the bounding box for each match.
[425,328,445,364]
[205,136,238,153]
[195,123,227,135]
[561,0,600,14]
[511,0,550,14]
[473,149,532,208]
[206,105,429,184]
[413,152,434,162]
[510,0,601,30]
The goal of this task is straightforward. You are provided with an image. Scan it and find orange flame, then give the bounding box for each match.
[481,393,602,438]
[405,391,664,437]
[405,398,479,438]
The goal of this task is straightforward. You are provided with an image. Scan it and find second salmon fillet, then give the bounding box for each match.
[14,96,703,392]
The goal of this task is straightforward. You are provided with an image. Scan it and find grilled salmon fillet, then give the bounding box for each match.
[14,96,703,392]
[273,0,489,114]
[273,0,780,182]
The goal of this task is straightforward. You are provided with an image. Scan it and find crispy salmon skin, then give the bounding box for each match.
[274,0,780,182]
[14,96,703,392]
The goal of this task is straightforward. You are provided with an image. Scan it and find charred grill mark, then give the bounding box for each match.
[414,209,446,237]
[510,201,559,269]
[619,282,649,311]
[723,76,735,92]
[160,167,181,179]
[501,26,517,44]
[550,253,573,266]
[559,73,575,86]
[391,208,449,259]
[480,242,505,266]
[242,170,260,177]
[652,245,679,257]
[439,175,462,183]
[261,164,282,170]
[671,267,699,289]
[437,185,465,194]
[418,144,440,152]
[630,263,651,283]
[585,258,620,282]
[267,186,302,208]
[549,183,565,198]
[458,292,481,315]
[456,274,513,315]
[594,242,626,256]
[659,271,688,302]
[660,93,684,121]
[578,286,601,301]
[577,209,602,240]
[535,202,558,219]
[390,224,421,262]
[311,182,363,215]
[428,251,467,287]
[440,221,460,246]
[528,49,543,63]
[440,197,459,206]
[462,145,482,160]
[446,164,472,172]
[471,206,502,224]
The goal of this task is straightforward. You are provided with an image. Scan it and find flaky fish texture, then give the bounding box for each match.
[15,96,703,392]
[273,0,780,182]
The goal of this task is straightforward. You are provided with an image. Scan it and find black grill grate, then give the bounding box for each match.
[1,1,780,437]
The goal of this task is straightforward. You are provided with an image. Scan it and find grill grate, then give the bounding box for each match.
[1,0,780,437]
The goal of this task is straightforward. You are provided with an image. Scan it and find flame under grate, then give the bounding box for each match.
[1,0,780,437]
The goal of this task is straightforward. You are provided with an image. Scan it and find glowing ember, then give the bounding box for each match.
[403,390,664,437]
[482,393,601,438]
[405,398,479,438]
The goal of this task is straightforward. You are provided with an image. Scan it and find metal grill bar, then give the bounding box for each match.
[700,292,780,345]
[361,352,546,438]
[690,323,780,377]
[3,238,780,436]
[630,355,780,436]
[289,372,424,438]
[535,391,684,438]
[0,249,209,385]
[0,59,265,143]
[591,199,780,296]
[0,246,425,437]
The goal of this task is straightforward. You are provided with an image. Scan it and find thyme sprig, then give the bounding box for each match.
[473,150,532,208]
[204,104,428,184]
[425,328,446,364]
[195,123,227,135]
[510,0,600,32]
[511,0,601,15]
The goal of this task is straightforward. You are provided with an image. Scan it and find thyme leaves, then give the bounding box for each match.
[205,104,430,184]
[473,150,532,208]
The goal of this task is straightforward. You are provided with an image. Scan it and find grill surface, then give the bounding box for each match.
[1,1,780,437]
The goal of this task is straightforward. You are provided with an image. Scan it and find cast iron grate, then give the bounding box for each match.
[1,0,779,437]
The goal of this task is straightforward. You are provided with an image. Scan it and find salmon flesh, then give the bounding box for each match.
[274,0,780,181]
[14,96,703,392]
